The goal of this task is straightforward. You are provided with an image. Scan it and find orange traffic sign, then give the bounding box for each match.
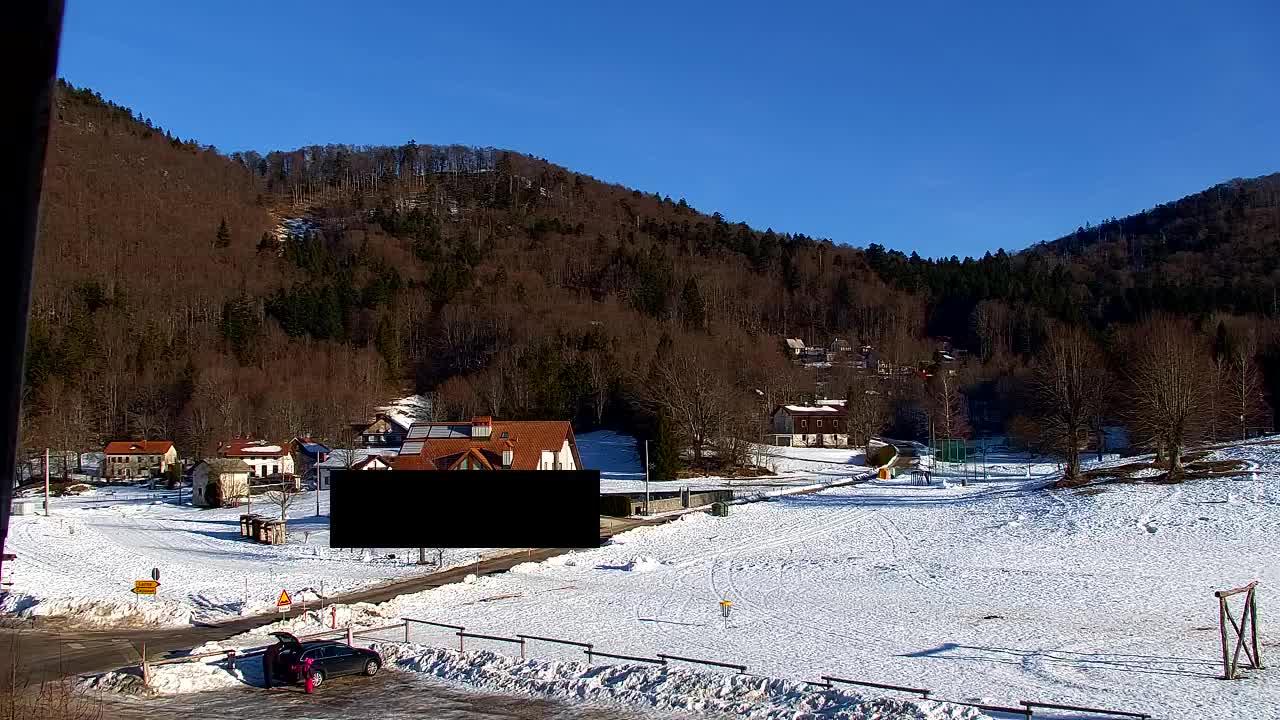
[134,580,160,590]
[278,589,292,607]
[131,587,156,595]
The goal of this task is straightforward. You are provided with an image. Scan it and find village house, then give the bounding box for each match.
[100,440,178,479]
[768,404,849,447]
[351,413,411,449]
[783,338,805,357]
[191,458,251,508]
[291,437,330,483]
[393,416,581,471]
[315,448,400,489]
[217,438,295,480]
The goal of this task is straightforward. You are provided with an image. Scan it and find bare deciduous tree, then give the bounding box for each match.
[263,483,299,537]
[585,350,611,426]
[1125,315,1210,477]
[644,350,733,466]
[1033,326,1107,481]
[1226,330,1268,441]
[927,369,969,441]
[844,376,887,453]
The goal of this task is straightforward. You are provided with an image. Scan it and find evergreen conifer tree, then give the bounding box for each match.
[651,411,680,482]
[215,218,231,248]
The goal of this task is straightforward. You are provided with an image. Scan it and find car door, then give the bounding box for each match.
[328,643,362,675]
[302,646,330,678]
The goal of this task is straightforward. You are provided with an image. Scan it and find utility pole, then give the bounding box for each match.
[316,452,323,517]
[644,440,650,516]
[43,448,50,516]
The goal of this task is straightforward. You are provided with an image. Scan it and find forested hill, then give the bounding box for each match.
[21,80,1280,462]
[24,80,923,460]
[1036,174,1280,316]
[860,173,1280,356]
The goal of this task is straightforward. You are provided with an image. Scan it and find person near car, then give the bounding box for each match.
[262,643,278,689]
[303,655,315,694]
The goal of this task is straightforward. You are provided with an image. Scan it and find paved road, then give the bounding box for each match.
[92,671,667,720]
[0,547,576,684]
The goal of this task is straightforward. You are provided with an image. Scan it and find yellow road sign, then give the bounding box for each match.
[278,589,292,607]
[131,587,156,595]
[134,580,160,590]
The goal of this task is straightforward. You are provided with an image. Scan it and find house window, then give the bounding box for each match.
[817,419,823,428]
[271,465,278,475]
[800,419,807,430]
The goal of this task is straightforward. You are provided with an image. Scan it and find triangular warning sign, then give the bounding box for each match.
[278,589,292,606]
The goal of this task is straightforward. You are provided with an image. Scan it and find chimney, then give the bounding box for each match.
[472,416,492,439]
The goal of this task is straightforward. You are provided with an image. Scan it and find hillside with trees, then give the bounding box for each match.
[20,80,1280,479]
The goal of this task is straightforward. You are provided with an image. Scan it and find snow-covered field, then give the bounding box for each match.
[1,486,503,626]
[587,431,876,496]
[115,441,1280,719]
[2,433,870,627]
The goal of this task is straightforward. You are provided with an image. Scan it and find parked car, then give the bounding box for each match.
[266,632,382,687]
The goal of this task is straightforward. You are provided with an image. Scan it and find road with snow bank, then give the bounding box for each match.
[0,547,575,684]
[94,671,657,720]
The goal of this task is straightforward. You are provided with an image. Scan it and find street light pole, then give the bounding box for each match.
[644,440,650,516]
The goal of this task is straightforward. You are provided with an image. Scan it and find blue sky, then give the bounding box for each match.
[58,1,1279,257]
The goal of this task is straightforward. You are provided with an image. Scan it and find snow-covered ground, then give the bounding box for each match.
[88,640,983,720]
[1,486,503,627]
[126,441,1279,719]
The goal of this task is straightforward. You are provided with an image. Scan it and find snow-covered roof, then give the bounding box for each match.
[220,439,290,458]
[817,399,847,406]
[784,338,805,350]
[783,405,839,413]
[318,448,400,469]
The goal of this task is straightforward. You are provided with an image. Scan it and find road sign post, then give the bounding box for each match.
[277,589,292,614]
[132,579,159,596]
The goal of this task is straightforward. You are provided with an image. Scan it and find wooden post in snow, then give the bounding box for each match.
[43,448,50,515]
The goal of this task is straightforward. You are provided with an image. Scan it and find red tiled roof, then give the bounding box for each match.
[393,420,579,471]
[104,440,174,456]
[219,439,290,458]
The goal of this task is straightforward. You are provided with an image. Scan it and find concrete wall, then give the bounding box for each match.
[601,489,734,517]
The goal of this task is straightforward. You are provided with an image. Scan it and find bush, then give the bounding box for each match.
[0,658,104,720]
[164,464,181,489]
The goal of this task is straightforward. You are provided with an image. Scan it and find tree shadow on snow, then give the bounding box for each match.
[902,642,1220,679]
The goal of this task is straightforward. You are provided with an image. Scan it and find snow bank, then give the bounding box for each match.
[1,593,194,627]
[83,657,250,696]
[376,644,985,720]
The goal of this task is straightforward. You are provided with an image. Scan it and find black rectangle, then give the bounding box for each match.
[329,469,600,548]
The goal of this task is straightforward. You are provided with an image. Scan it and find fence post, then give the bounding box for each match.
[140,640,150,688]
[458,631,464,653]
[520,638,525,659]
[1219,595,1232,679]
[1251,588,1264,669]
[585,645,593,665]
[404,621,410,643]
[347,624,353,647]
